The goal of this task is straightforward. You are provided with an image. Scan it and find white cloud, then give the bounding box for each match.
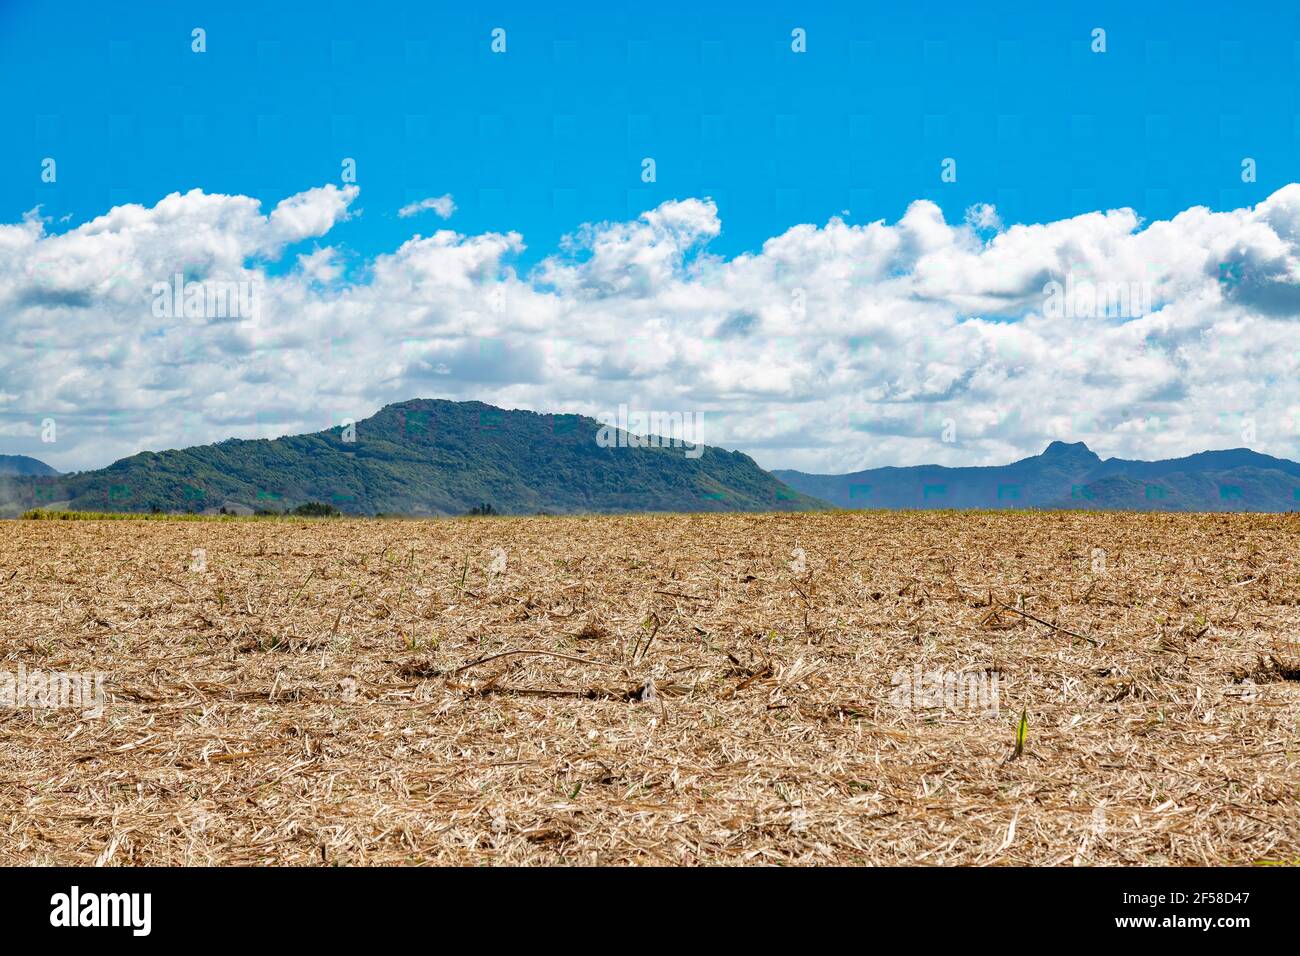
[964,202,1003,233]
[397,194,456,220]
[4,182,1300,474]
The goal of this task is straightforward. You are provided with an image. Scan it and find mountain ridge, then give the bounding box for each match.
[0,454,58,477]
[773,442,1300,512]
[7,417,1299,516]
[2,399,824,517]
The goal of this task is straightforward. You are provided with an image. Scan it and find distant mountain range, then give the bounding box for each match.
[0,454,58,477]
[1,399,821,517]
[773,440,1300,512]
[6,415,1300,516]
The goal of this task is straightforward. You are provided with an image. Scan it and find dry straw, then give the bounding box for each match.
[0,510,1298,865]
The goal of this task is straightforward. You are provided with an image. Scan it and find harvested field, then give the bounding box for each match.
[1,511,1299,866]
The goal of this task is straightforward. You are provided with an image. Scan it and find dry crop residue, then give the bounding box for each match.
[1,511,1298,865]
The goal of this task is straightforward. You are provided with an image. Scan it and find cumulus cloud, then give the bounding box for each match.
[964,202,1003,233]
[4,182,1300,474]
[397,194,456,220]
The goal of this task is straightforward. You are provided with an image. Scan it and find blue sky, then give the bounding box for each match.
[4,0,1300,474]
[3,0,1296,266]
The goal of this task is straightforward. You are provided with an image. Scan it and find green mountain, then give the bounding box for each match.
[7,399,824,516]
[0,454,57,477]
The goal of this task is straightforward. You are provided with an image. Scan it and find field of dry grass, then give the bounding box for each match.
[1,511,1298,865]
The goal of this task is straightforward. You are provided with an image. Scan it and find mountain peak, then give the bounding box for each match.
[1041,440,1098,461]
[777,437,1300,511]
[0,454,59,477]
